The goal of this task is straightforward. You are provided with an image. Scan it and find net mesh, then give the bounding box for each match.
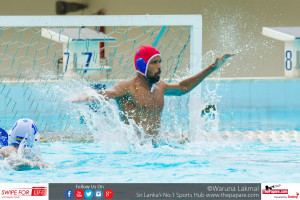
[0,25,191,136]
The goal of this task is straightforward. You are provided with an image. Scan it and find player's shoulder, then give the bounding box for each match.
[123,76,137,83]
[157,80,166,88]
[111,78,135,95]
[157,80,166,85]
[113,78,133,88]
[123,77,136,85]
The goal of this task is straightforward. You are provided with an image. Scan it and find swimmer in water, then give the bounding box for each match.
[0,118,49,170]
[73,45,235,140]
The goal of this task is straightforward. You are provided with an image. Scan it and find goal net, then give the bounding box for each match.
[0,15,202,140]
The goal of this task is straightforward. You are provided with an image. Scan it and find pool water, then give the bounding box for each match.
[1,139,300,183]
[1,78,300,183]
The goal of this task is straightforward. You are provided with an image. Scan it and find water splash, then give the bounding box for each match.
[27,5,285,151]
[202,4,277,77]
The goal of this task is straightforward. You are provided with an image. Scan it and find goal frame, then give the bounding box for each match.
[0,15,202,140]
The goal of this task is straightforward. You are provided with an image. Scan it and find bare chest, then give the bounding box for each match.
[131,85,165,111]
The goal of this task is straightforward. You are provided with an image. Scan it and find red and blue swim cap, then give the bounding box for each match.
[134,45,161,76]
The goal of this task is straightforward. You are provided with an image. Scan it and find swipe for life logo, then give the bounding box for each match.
[1,187,47,197]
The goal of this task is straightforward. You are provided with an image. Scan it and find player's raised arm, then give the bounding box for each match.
[165,53,235,96]
[72,80,131,102]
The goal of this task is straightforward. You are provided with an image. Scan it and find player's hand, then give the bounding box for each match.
[212,53,236,70]
[31,161,50,169]
[71,95,93,103]
[36,162,50,169]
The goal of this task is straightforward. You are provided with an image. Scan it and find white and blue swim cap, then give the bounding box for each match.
[8,118,39,148]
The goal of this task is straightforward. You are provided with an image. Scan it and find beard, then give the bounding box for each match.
[147,70,161,84]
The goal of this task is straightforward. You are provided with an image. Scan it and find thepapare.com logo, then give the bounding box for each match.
[262,184,288,195]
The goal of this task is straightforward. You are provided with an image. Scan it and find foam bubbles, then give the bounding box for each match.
[217,130,300,143]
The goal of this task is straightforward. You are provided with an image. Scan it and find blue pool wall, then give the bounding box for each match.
[0,78,299,132]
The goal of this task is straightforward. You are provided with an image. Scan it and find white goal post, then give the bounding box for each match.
[0,15,202,140]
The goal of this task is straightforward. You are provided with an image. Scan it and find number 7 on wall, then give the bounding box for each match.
[82,52,93,67]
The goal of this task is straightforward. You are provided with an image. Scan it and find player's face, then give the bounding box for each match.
[146,56,162,84]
